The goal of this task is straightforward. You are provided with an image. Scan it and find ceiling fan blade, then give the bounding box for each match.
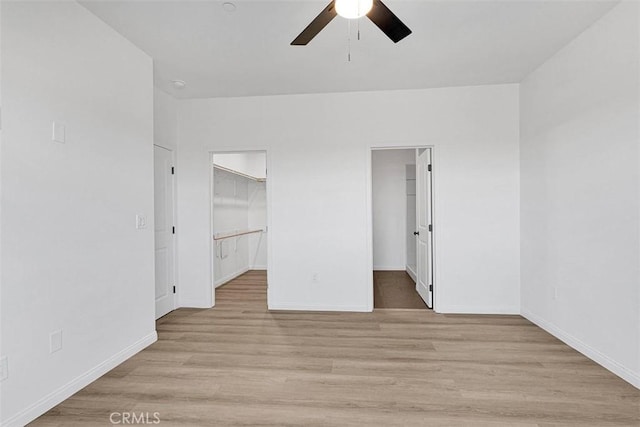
[291,1,338,45]
[367,0,412,43]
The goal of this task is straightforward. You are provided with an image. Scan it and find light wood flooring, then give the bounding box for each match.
[374,270,427,309]
[32,270,639,426]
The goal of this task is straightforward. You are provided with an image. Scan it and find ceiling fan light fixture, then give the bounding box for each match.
[291,0,411,46]
[335,0,373,19]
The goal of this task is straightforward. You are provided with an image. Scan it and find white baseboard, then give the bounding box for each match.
[406,266,417,282]
[2,331,157,427]
[521,308,640,389]
[178,298,213,309]
[372,266,406,271]
[249,266,267,271]
[268,302,371,312]
[436,304,520,315]
[214,267,250,288]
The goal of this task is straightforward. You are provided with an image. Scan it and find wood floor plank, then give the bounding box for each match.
[30,270,640,426]
[374,270,428,309]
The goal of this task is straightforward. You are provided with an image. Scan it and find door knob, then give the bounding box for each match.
[413,231,419,236]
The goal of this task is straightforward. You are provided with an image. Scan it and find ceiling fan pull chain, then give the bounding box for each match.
[348,19,352,62]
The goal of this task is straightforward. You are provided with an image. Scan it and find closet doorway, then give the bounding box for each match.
[211,151,268,309]
[371,147,434,310]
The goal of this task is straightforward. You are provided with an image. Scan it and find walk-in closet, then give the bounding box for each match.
[212,152,267,289]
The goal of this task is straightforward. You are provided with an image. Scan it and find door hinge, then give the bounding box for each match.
[172,226,175,234]
[429,284,433,292]
[171,166,175,175]
[427,164,432,172]
[428,224,432,232]
[173,285,176,294]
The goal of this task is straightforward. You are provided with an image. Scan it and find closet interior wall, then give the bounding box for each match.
[372,149,416,272]
[213,167,266,287]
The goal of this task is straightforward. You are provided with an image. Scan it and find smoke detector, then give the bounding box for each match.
[171,80,186,90]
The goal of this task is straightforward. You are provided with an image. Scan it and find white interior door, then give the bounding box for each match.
[416,148,433,308]
[154,145,175,319]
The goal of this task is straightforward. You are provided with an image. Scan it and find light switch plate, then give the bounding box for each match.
[52,122,65,143]
[136,214,147,229]
[50,330,63,353]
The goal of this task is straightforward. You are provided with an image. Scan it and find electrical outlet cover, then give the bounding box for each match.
[52,122,66,143]
[50,330,63,353]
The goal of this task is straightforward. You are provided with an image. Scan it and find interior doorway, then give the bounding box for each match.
[371,147,434,309]
[210,151,268,308]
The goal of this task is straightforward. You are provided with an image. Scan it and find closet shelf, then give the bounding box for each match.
[213,164,266,182]
[213,229,264,241]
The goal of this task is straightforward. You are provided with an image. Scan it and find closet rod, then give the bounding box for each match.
[213,229,264,241]
[213,164,266,182]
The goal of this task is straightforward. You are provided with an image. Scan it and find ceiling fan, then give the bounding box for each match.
[291,0,412,45]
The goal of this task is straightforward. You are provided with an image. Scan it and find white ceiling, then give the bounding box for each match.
[80,0,618,99]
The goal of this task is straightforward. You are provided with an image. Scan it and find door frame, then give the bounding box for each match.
[153,144,177,317]
[366,145,437,312]
[209,149,271,308]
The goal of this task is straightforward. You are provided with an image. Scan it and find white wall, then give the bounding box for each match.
[0,2,156,425]
[154,88,178,151]
[176,84,520,313]
[372,149,415,270]
[0,1,4,421]
[520,1,640,388]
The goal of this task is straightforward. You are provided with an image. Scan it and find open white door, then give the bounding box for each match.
[154,145,175,319]
[415,148,434,308]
